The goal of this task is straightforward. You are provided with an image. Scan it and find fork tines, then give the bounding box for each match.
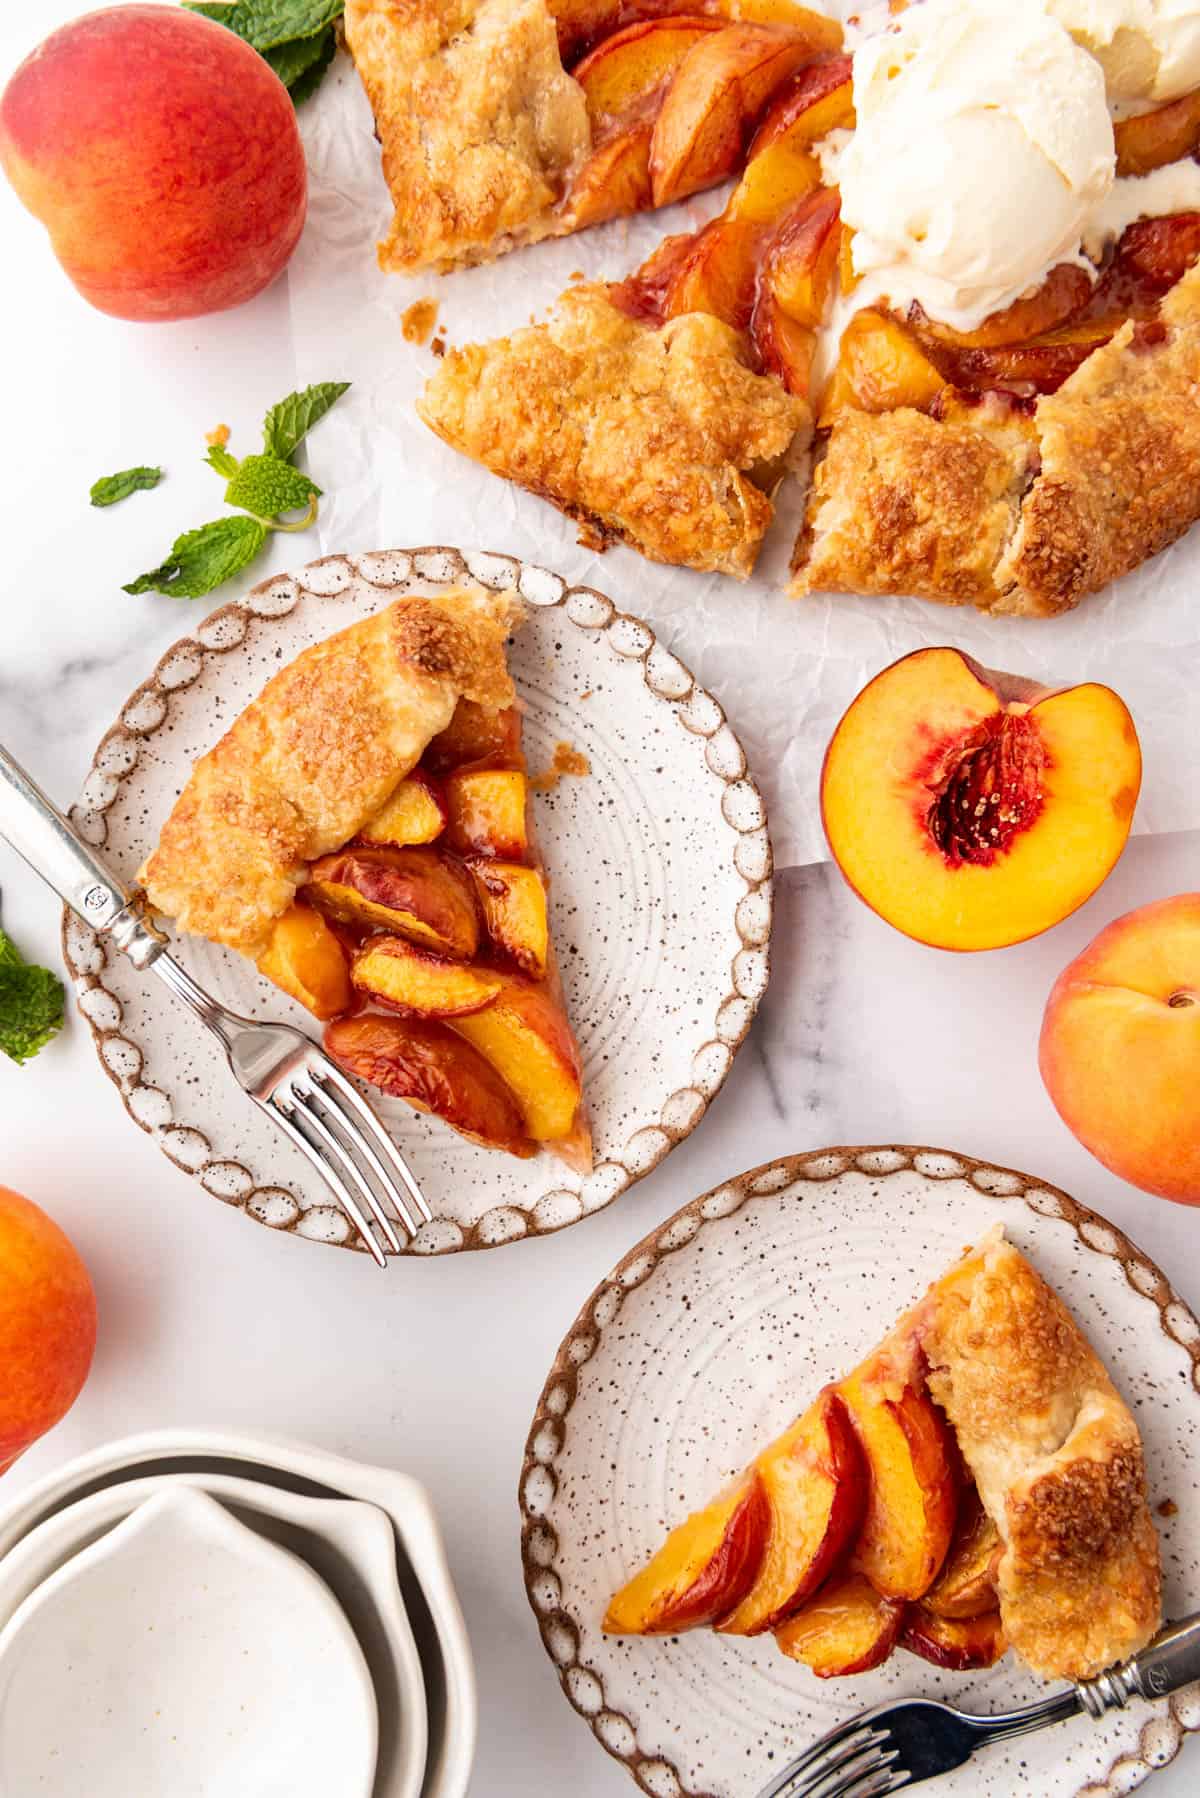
[759,1722,902,1798]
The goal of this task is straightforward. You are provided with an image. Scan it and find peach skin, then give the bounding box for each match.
[604,1473,771,1633]
[774,1571,906,1677]
[0,6,306,321]
[0,1186,97,1475]
[821,648,1142,951]
[1040,894,1200,1204]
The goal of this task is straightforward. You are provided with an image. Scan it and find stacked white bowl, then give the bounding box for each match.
[0,1430,476,1797]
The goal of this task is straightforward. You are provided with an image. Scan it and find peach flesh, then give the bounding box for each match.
[821,648,1142,952]
[0,5,307,321]
[1040,894,1200,1204]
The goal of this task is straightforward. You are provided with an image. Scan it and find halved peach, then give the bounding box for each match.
[838,1347,957,1601]
[425,700,522,774]
[761,185,840,326]
[360,771,447,849]
[305,846,480,960]
[774,1571,906,1676]
[649,24,817,207]
[751,287,816,394]
[604,1472,771,1633]
[1115,90,1200,176]
[573,16,722,122]
[747,53,853,158]
[449,974,583,1139]
[725,139,819,222]
[821,647,1143,952]
[566,121,654,229]
[717,1389,866,1635]
[352,935,503,1018]
[923,1484,1000,1620]
[257,902,352,1020]
[444,769,530,861]
[467,859,550,977]
[324,1014,536,1158]
[902,1604,1007,1670]
[818,309,946,426]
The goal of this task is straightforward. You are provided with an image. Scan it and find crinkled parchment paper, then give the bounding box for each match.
[288,51,1200,869]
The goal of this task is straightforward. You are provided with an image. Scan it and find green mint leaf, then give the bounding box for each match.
[261,381,350,461]
[227,0,344,53]
[204,442,241,479]
[280,25,336,101]
[265,25,332,89]
[90,466,163,508]
[225,453,321,517]
[123,515,268,599]
[0,928,65,1067]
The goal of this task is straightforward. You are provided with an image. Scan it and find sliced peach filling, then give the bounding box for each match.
[924,1484,1000,1621]
[604,1472,771,1633]
[256,903,352,1022]
[359,772,447,848]
[306,845,480,961]
[901,1603,1007,1671]
[775,1572,906,1676]
[449,976,583,1140]
[821,647,1142,953]
[352,936,504,1019]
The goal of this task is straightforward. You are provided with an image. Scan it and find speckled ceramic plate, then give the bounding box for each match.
[520,1145,1200,1798]
[63,548,771,1255]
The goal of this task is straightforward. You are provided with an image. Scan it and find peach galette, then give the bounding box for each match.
[604,1228,1161,1681]
[139,587,590,1167]
[416,0,1200,612]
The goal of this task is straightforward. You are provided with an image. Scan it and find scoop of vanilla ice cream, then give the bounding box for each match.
[1049,0,1200,102]
[838,0,1115,332]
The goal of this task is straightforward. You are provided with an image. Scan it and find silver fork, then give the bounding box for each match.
[0,743,431,1266]
[759,1612,1200,1797]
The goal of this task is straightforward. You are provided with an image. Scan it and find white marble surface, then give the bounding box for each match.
[2,5,1199,1794]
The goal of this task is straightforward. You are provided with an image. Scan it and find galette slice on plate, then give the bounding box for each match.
[605,1227,1161,1683]
[139,585,591,1168]
[343,0,842,273]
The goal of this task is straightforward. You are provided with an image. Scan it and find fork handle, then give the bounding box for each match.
[0,743,167,968]
[1077,1614,1200,1718]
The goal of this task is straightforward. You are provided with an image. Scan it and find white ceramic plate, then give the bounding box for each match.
[520,1145,1200,1798]
[0,1474,426,1798]
[0,1486,378,1798]
[0,1430,476,1798]
[63,547,771,1256]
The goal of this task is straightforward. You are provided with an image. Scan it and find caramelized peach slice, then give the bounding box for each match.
[306,846,480,961]
[818,310,946,426]
[450,975,582,1140]
[902,1604,1007,1670]
[717,1390,866,1635]
[256,903,352,1021]
[573,16,721,122]
[751,288,816,394]
[727,0,842,37]
[352,935,503,1019]
[837,222,858,295]
[1115,90,1200,176]
[604,1472,770,1633]
[726,140,819,222]
[425,700,522,774]
[761,185,840,325]
[649,24,817,207]
[663,216,763,326]
[324,1014,536,1158]
[821,647,1143,952]
[566,121,654,229]
[467,859,549,978]
[1118,213,1200,290]
[924,1485,1001,1620]
[775,1572,906,1677]
[838,1346,957,1601]
[361,772,447,849]
[748,53,853,157]
[445,769,530,860]
[910,263,1094,350]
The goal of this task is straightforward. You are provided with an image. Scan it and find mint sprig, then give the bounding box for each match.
[182,0,343,102]
[90,466,163,508]
[123,383,349,600]
[0,927,65,1067]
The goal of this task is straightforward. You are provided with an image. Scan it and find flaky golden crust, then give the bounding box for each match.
[790,404,1038,611]
[793,261,1200,613]
[919,1232,1161,1681]
[419,284,810,576]
[344,0,589,273]
[140,587,523,958]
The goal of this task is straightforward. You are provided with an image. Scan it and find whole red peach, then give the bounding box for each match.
[0,5,307,321]
[0,1185,97,1474]
[1039,895,1200,1204]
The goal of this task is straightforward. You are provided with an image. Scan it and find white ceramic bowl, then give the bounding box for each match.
[0,1473,426,1798]
[0,1486,378,1798]
[0,1431,475,1798]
